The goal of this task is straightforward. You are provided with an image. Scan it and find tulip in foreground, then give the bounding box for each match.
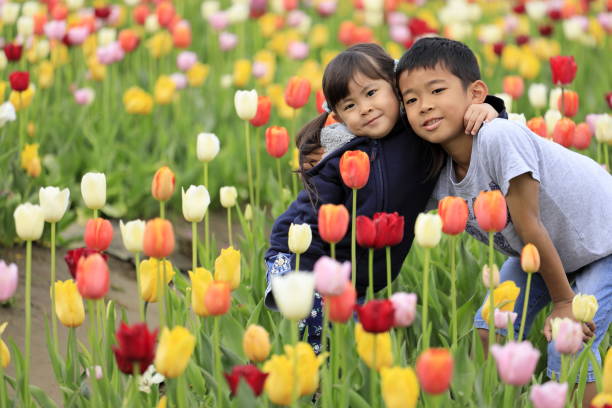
[390,292,417,327]
[225,365,268,396]
[326,281,357,323]
[81,172,106,210]
[438,196,468,235]
[76,254,110,300]
[549,56,577,86]
[551,318,583,355]
[262,354,294,405]
[284,342,327,396]
[318,203,349,244]
[494,308,518,330]
[414,213,443,248]
[0,322,9,368]
[139,258,175,302]
[530,381,567,408]
[474,190,507,232]
[84,218,113,252]
[339,150,370,189]
[154,326,196,379]
[380,366,419,408]
[355,299,395,333]
[288,223,312,255]
[355,323,393,371]
[53,280,85,327]
[39,186,70,223]
[572,294,598,323]
[490,341,540,386]
[13,203,45,241]
[243,324,271,363]
[313,256,350,296]
[416,348,453,395]
[214,246,241,290]
[271,271,315,321]
[113,322,157,374]
[119,220,145,253]
[143,218,175,259]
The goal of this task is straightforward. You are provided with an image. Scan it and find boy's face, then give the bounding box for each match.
[332,72,399,139]
[398,65,486,146]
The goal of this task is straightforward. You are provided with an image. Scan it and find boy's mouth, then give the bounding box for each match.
[422,117,442,131]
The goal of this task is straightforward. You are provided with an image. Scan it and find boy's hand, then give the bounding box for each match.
[543,299,595,343]
[302,147,324,170]
[464,103,499,135]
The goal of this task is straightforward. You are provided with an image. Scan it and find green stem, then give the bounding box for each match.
[337,324,347,408]
[157,260,165,328]
[204,162,210,266]
[93,209,98,219]
[135,253,144,322]
[176,375,186,408]
[227,207,233,248]
[24,240,32,408]
[295,253,300,273]
[605,144,610,172]
[68,327,77,385]
[50,222,59,353]
[160,201,165,219]
[330,243,336,260]
[368,248,374,300]
[214,317,223,408]
[192,222,198,273]
[385,246,391,298]
[517,272,533,341]
[255,127,262,209]
[351,188,357,286]
[245,121,255,206]
[502,384,514,408]
[450,235,458,350]
[276,158,283,194]
[291,320,299,408]
[321,302,331,407]
[87,299,100,408]
[162,259,169,327]
[422,248,431,350]
[488,232,495,358]
[560,354,568,383]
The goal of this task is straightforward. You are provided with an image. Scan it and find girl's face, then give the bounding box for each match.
[332,72,399,139]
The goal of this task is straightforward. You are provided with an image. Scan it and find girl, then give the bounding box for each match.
[265,43,505,352]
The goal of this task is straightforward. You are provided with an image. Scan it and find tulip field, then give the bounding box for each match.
[1,0,612,407]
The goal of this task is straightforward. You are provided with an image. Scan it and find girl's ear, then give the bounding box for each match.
[331,112,343,124]
[470,80,488,104]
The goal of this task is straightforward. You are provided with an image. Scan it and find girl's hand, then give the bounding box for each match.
[302,147,325,170]
[464,103,498,135]
[542,299,595,343]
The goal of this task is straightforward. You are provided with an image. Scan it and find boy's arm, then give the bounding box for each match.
[506,173,594,341]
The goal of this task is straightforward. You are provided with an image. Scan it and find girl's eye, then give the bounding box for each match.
[433,88,445,94]
[366,89,377,97]
[404,98,416,105]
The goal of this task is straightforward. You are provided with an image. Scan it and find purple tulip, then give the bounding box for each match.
[0,260,18,302]
[490,341,540,386]
[313,256,350,296]
[316,1,336,17]
[74,88,95,105]
[530,381,568,408]
[208,12,229,31]
[67,26,89,46]
[390,292,417,327]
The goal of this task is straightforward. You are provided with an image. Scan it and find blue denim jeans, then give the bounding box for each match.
[474,254,612,382]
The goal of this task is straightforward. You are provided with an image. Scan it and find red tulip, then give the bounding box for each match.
[94,6,111,19]
[318,204,349,244]
[515,35,530,46]
[76,253,110,299]
[503,76,524,100]
[416,348,454,395]
[315,89,326,114]
[549,56,577,85]
[538,25,554,36]
[9,71,29,92]
[606,92,612,110]
[326,281,357,323]
[356,215,376,248]
[373,212,404,247]
[4,43,22,62]
[265,126,289,158]
[133,4,150,25]
[493,42,505,57]
[557,90,579,117]
[84,218,113,252]
[527,117,547,138]
[204,281,231,316]
[172,21,191,48]
[552,118,576,148]
[51,3,68,20]
[113,322,157,374]
[119,29,140,53]
[473,190,507,232]
[339,150,370,189]
[572,123,591,150]
[224,365,268,397]
[64,247,107,279]
[156,1,175,27]
[284,76,311,109]
[355,299,395,333]
[438,196,468,235]
[151,166,175,201]
[143,218,175,259]
[250,96,272,127]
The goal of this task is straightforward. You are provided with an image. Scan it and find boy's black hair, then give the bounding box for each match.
[394,37,481,89]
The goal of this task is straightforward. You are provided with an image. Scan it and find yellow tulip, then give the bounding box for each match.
[0,81,6,102]
[572,294,598,323]
[380,366,420,408]
[309,24,329,49]
[521,243,540,273]
[385,42,403,60]
[156,396,167,408]
[258,13,280,38]
[263,354,295,406]
[0,322,9,368]
[233,59,251,88]
[416,10,439,30]
[589,18,605,44]
[154,326,196,379]
[501,44,521,71]
[186,62,209,87]
[268,29,300,56]
[266,83,294,119]
[254,50,276,86]
[139,258,175,302]
[591,393,612,408]
[10,86,35,112]
[54,280,85,327]
[518,52,540,80]
[355,323,393,371]
[284,342,326,396]
[37,61,55,89]
[481,281,521,322]
[154,76,176,105]
[51,43,69,67]
[243,324,271,362]
[83,35,98,58]
[214,247,241,290]
[146,31,173,59]
[123,86,154,115]
[297,61,322,92]
[531,38,560,60]
[604,348,612,394]
[321,50,339,67]
[290,148,299,171]
[189,267,213,317]
[20,143,41,178]
[87,56,107,81]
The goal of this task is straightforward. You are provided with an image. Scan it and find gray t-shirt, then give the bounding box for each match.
[431,118,612,272]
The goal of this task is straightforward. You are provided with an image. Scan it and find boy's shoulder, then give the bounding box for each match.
[476,118,534,149]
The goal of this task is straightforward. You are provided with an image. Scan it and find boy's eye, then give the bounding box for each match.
[366,89,377,97]
[433,88,445,94]
[404,98,416,105]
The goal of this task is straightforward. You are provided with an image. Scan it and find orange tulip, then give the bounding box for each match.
[204,281,231,316]
[143,218,175,259]
[339,150,370,189]
[133,4,150,25]
[572,123,591,150]
[76,253,110,300]
[318,204,349,244]
[552,117,575,148]
[415,348,453,395]
[156,1,175,27]
[33,13,46,36]
[172,21,191,48]
[84,218,114,252]
[473,190,507,232]
[265,126,289,158]
[527,117,547,138]
[326,281,356,323]
[51,4,68,20]
[151,166,176,201]
[438,196,468,235]
[557,90,579,117]
[250,96,272,127]
[119,29,140,53]
[284,77,311,109]
[315,90,326,114]
[521,243,540,273]
[502,76,524,100]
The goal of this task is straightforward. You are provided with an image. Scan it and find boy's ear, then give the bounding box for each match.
[470,80,488,104]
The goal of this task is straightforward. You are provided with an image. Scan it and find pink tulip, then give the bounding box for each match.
[67,26,89,45]
[313,256,350,296]
[490,341,540,386]
[504,15,519,33]
[597,12,612,32]
[530,381,568,408]
[0,260,18,302]
[287,41,309,60]
[170,73,187,90]
[96,42,124,65]
[219,32,237,51]
[107,5,121,26]
[552,318,583,355]
[208,12,229,31]
[76,253,110,300]
[176,51,197,72]
[44,20,66,40]
[494,308,518,329]
[390,292,417,327]
[316,1,336,17]
[387,12,408,26]
[286,10,307,27]
[585,113,605,133]
[390,25,410,44]
[252,62,267,79]
[74,88,95,105]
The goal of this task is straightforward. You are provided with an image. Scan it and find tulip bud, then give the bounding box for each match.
[244,204,253,221]
[17,16,34,37]
[84,218,113,252]
[220,186,238,208]
[225,365,269,397]
[549,55,577,86]
[139,258,175,302]
[197,132,220,162]
[234,89,258,120]
[155,326,196,379]
[81,172,106,210]
[243,324,271,362]
[288,223,312,255]
[530,381,568,408]
[339,150,370,189]
[380,366,420,408]
[438,196,468,235]
[313,256,350,296]
[13,203,45,241]
[355,323,393,371]
[473,190,507,232]
[318,204,349,244]
[250,96,272,127]
[76,254,110,300]
[113,322,157,375]
[271,271,315,320]
[265,126,289,158]
[494,308,518,329]
[414,213,442,248]
[356,215,377,248]
[0,261,18,302]
[572,294,598,323]
[528,83,547,109]
[214,247,241,290]
[143,218,175,259]
[0,322,9,368]
[326,281,356,323]
[481,264,500,288]
[182,185,210,223]
[416,348,454,395]
[551,317,583,355]
[151,166,176,201]
[355,299,395,333]
[521,243,540,273]
[490,341,540,386]
[54,280,85,327]
[39,186,70,223]
[284,76,311,109]
[119,220,145,253]
[204,281,232,316]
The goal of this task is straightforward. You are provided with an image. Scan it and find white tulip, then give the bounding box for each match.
[2,3,20,25]
[36,39,50,59]
[66,0,84,10]
[220,74,233,89]
[0,53,7,71]
[527,83,547,109]
[196,133,220,162]
[124,0,139,6]
[200,1,220,19]
[244,204,253,221]
[22,2,39,17]
[0,102,16,127]
[220,186,238,208]
[494,93,512,114]
[271,271,315,320]
[145,14,160,32]
[525,1,547,21]
[508,113,526,126]
[544,109,562,137]
[595,115,612,144]
[478,24,503,44]
[39,187,70,223]
[234,90,258,120]
[288,223,312,254]
[81,172,106,210]
[17,16,34,37]
[364,11,383,27]
[548,88,562,111]
[14,203,45,241]
[563,18,585,41]
[414,213,442,248]
[226,3,249,24]
[98,28,116,47]
[182,186,210,223]
[119,220,145,253]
